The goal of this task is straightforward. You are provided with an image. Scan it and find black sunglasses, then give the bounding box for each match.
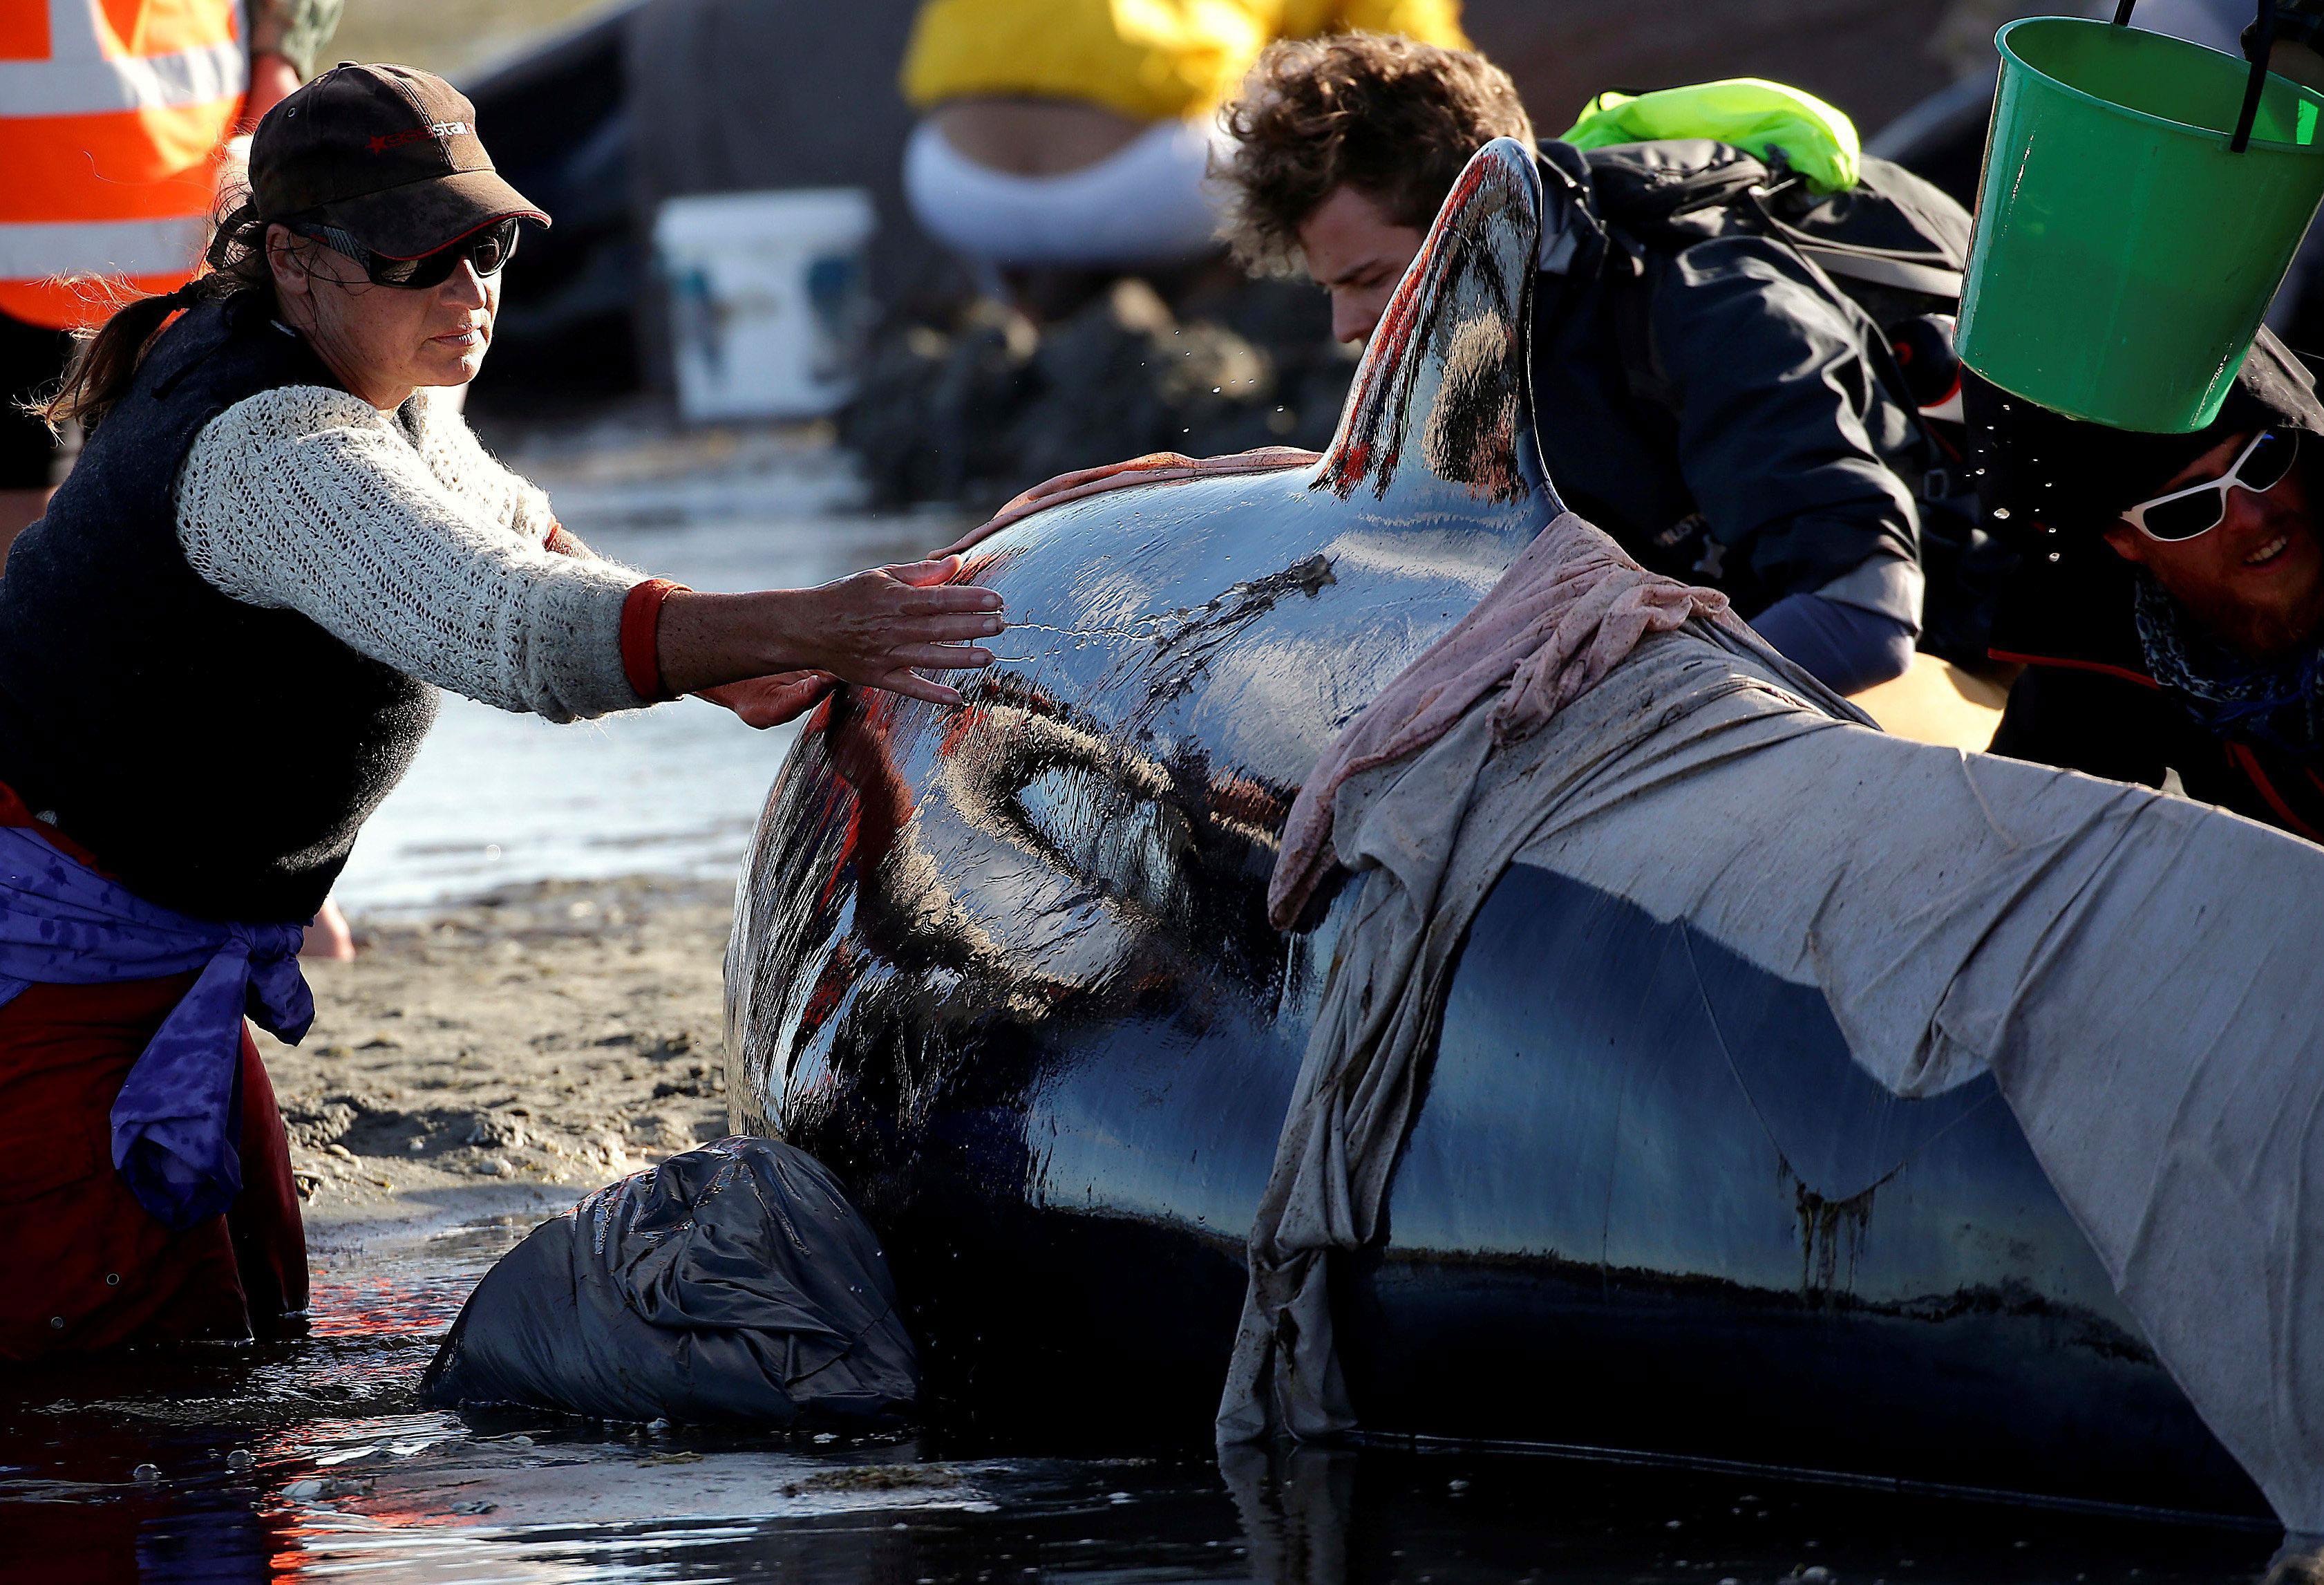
[2119,428,2303,543]
[291,217,520,290]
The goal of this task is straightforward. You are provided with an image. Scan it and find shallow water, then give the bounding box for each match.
[0,1206,2287,1584]
[331,448,957,912]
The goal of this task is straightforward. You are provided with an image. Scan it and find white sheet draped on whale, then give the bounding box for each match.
[1226,518,2324,1531]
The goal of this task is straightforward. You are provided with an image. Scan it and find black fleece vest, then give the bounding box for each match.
[0,295,438,923]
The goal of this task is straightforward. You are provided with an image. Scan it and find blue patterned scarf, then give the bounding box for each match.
[2133,573,2324,760]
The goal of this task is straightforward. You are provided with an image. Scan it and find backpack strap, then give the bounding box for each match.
[1788,245,1965,299]
[1754,214,1965,298]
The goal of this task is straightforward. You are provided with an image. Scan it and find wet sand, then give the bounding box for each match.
[258,874,739,1238]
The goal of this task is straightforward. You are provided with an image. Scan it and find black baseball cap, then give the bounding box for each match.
[250,63,549,259]
[1967,328,2324,535]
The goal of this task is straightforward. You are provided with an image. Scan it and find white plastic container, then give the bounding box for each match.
[652,188,876,423]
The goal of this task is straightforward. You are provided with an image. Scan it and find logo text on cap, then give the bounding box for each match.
[368,121,472,153]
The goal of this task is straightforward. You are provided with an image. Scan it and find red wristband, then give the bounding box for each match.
[620,579,687,702]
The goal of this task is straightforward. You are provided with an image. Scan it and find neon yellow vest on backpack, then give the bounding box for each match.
[1559,79,1862,195]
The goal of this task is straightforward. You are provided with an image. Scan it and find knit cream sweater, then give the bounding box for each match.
[174,384,649,723]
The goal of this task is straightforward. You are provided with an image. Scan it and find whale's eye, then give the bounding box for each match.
[1014,765,1190,921]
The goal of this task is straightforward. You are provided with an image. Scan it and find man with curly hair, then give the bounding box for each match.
[1205,35,1956,695]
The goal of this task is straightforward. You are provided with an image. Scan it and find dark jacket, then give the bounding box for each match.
[1988,547,2324,841]
[0,293,438,923]
[1526,140,1940,621]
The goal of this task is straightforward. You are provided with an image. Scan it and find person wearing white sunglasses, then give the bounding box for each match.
[1970,329,2324,844]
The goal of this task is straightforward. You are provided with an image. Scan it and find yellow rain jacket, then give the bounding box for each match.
[900,0,1468,123]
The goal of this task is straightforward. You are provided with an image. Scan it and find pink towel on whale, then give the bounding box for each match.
[1266,512,1730,928]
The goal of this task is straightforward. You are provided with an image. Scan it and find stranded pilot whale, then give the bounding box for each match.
[725,140,2265,1519]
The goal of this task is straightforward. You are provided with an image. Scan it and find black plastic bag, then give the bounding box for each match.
[420,1137,916,1424]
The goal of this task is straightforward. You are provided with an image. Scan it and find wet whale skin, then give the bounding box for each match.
[725,141,2260,1515]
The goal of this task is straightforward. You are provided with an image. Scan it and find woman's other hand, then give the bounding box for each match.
[656,556,1005,709]
[940,447,1323,556]
[697,671,838,729]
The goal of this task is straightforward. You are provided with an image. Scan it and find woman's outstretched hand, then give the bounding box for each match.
[938,447,1324,556]
[791,556,1005,705]
[657,556,1005,709]
[697,670,838,728]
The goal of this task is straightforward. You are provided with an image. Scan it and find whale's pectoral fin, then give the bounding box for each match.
[1316,136,1560,518]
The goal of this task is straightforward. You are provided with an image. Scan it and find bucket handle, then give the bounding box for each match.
[2235,0,2280,151]
[2111,0,2278,153]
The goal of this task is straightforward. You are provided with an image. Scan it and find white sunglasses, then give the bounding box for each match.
[2119,429,2301,543]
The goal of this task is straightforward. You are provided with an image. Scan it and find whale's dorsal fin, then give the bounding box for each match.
[1316,136,1560,517]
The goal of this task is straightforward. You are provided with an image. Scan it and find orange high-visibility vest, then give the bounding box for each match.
[0,0,248,329]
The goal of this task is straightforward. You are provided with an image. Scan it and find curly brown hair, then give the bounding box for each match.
[1213,33,1532,276]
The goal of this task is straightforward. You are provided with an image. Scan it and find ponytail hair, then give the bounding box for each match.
[32,196,276,432]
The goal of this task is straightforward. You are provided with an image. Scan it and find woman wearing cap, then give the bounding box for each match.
[0,65,1005,1360]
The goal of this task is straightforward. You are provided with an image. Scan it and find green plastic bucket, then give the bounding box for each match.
[1958,16,2324,432]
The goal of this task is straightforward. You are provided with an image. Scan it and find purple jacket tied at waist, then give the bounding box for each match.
[0,823,312,1230]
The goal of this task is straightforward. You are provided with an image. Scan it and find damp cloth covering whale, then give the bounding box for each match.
[421,1136,918,1425]
[1266,510,1743,930]
[1225,512,2324,1532]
